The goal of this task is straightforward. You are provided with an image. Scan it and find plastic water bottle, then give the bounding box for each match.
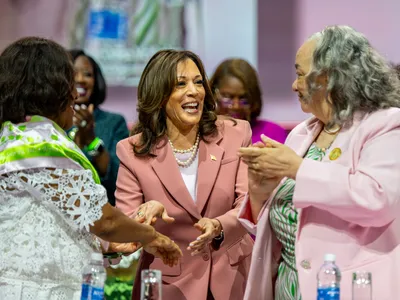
[352,271,372,300]
[85,0,131,85]
[80,252,107,300]
[317,253,341,300]
[141,269,162,300]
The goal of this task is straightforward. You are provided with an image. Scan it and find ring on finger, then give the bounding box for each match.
[137,211,144,217]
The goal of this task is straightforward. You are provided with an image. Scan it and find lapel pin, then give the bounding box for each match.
[329,148,342,160]
[210,154,217,161]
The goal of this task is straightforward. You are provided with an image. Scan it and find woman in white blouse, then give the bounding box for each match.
[0,37,182,299]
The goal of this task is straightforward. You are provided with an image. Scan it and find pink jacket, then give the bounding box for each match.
[116,118,254,300]
[239,108,400,300]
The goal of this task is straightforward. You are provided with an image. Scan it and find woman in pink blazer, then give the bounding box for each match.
[115,50,253,300]
[238,25,400,299]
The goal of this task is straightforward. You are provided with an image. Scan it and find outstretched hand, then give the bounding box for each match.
[143,232,183,267]
[188,218,222,256]
[134,200,175,226]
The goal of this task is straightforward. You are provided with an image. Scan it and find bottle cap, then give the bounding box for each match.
[324,253,336,262]
[91,252,104,261]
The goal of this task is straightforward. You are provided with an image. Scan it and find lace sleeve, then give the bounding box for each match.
[12,168,108,231]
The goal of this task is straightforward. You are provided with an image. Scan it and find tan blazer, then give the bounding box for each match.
[116,118,254,300]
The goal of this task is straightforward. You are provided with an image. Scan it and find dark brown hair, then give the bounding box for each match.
[210,58,262,122]
[132,49,218,156]
[0,37,75,124]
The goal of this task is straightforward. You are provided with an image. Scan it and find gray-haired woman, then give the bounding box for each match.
[238,25,400,299]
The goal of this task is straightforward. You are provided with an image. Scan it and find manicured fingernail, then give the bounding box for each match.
[197,237,201,241]
[81,104,87,109]
[74,105,80,110]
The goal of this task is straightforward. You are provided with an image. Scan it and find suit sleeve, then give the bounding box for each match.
[294,128,400,227]
[237,194,258,235]
[115,140,144,217]
[216,120,252,247]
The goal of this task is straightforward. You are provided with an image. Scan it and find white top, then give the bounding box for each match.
[0,168,107,300]
[175,152,199,203]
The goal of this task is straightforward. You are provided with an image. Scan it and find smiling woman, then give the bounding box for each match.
[115,49,254,300]
[165,59,205,138]
[68,49,129,206]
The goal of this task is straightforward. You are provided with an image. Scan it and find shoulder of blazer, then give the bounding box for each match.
[357,108,400,131]
[117,132,170,159]
[216,117,250,139]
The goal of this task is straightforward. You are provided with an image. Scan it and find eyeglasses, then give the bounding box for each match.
[219,97,250,108]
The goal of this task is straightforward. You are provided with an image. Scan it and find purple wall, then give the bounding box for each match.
[1,0,400,127]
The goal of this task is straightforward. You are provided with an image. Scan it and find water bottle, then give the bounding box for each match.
[352,271,372,300]
[141,269,162,300]
[85,0,131,85]
[81,252,107,300]
[317,253,341,300]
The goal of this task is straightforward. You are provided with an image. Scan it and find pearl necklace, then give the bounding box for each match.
[168,134,200,167]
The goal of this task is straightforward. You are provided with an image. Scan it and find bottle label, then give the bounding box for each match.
[80,283,90,300]
[90,286,104,300]
[87,9,128,40]
[317,287,340,300]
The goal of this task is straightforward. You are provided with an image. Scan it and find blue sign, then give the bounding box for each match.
[87,9,128,40]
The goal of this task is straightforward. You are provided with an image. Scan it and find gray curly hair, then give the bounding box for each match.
[306,25,400,128]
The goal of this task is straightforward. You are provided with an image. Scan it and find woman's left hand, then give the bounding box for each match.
[238,134,303,179]
[73,104,96,148]
[188,218,222,256]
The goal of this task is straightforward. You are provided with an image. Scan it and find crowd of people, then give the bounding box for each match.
[1,25,400,300]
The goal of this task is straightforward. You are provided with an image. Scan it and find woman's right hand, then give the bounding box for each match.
[248,170,282,205]
[143,232,183,267]
[135,200,175,226]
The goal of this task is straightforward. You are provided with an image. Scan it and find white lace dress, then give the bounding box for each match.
[0,168,108,300]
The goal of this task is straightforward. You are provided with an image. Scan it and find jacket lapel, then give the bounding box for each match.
[289,117,323,158]
[151,137,201,219]
[196,133,224,215]
[291,117,323,239]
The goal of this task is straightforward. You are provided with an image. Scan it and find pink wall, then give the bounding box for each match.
[1,0,400,127]
[258,0,400,127]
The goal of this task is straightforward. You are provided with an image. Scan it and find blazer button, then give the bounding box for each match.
[300,259,311,269]
[202,253,210,261]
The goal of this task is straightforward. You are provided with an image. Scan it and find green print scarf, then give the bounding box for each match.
[0,115,100,183]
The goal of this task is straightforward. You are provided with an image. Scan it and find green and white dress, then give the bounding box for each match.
[269,143,326,300]
[0,116,106,299]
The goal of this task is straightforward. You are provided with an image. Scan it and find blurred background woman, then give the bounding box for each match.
[210,58,287,143]
[68,49,129,206]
